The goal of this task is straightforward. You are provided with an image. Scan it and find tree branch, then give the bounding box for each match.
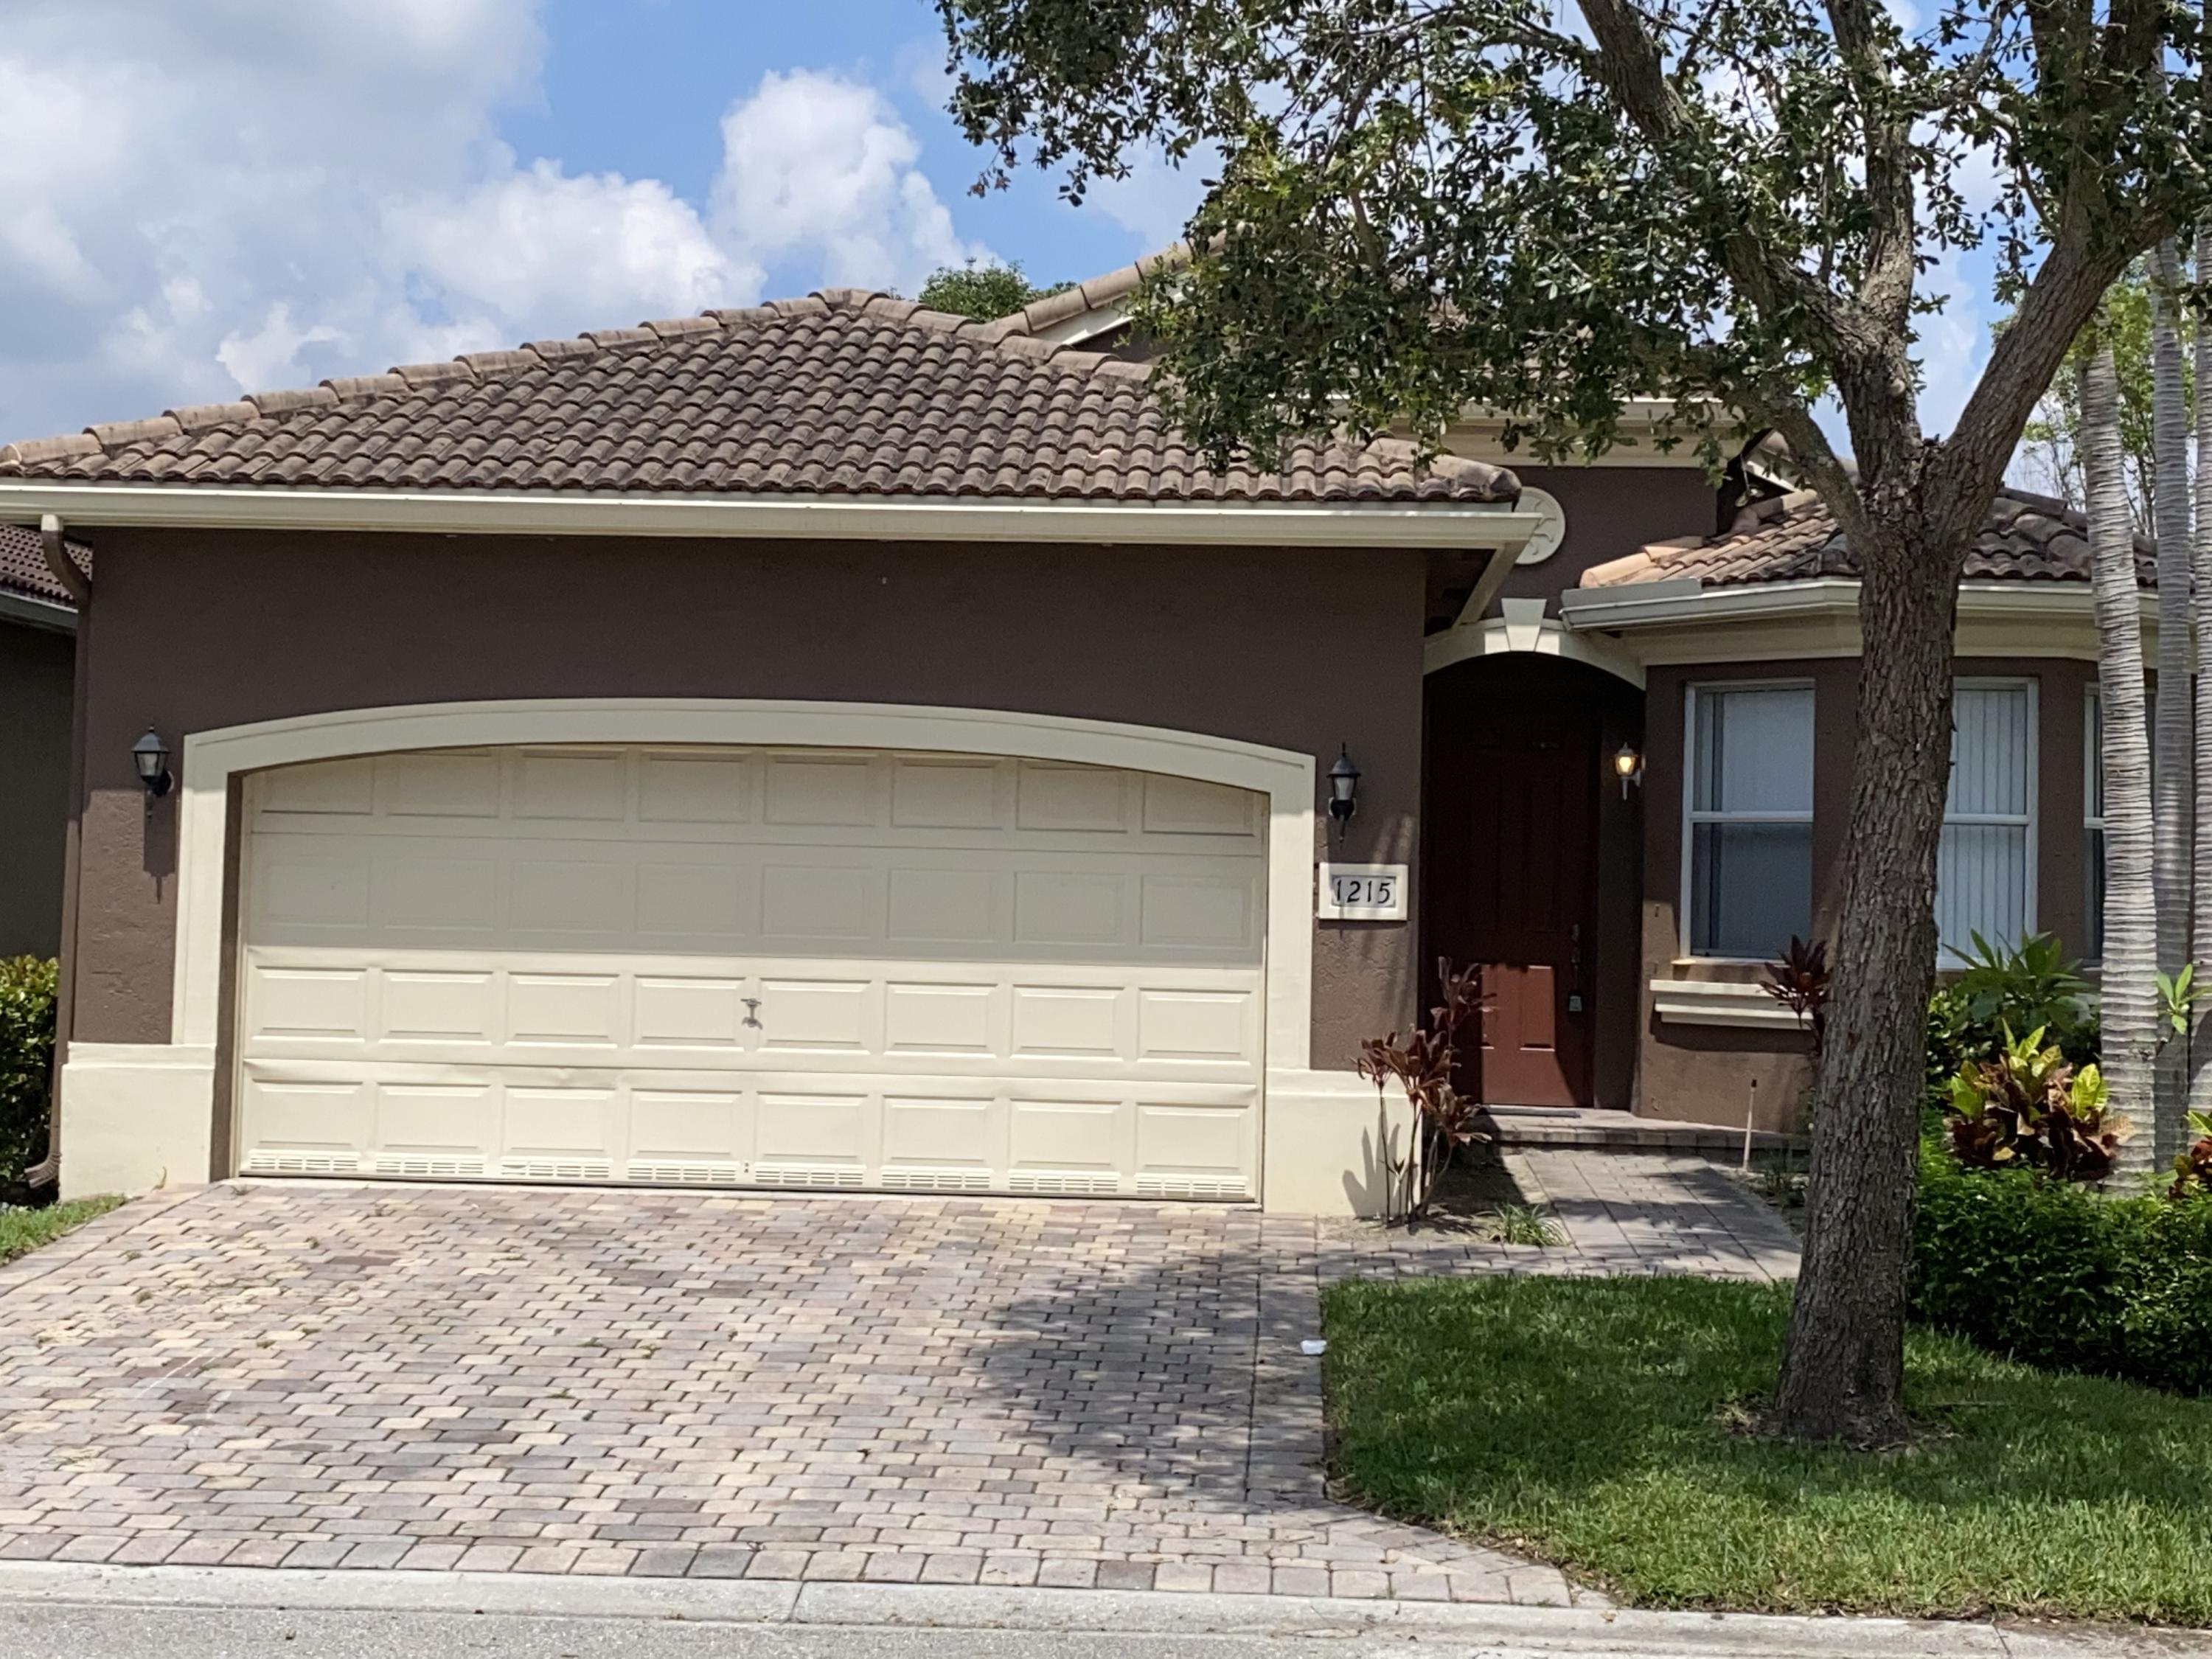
[1572,0,1862,360]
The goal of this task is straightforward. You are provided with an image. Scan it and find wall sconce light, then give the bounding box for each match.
[133,728,173,808]
[1327,746,1361,841]
[1613,741,1645,799]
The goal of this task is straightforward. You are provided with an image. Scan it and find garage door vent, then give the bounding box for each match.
[1135,1175,1251,1201]
[1008,1171,1123,1196]
[627,1161,744,1187]
[501,1158,614,1182]
[751,1162,866,1189]
[879,1166,994,1192]
[244,1150,361,1176]
[375,1154,487,1180]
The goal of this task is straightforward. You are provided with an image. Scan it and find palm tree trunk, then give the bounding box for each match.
[2151,240,2194,1163]
[2190,224,2212,1119]
[2087,341,2161,1167]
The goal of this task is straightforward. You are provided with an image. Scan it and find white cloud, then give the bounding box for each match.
[712,69,992,294]
[0,10,1006,440]
[1079,145,1211,251]
[381,158,757,353]
[0,2,772,439]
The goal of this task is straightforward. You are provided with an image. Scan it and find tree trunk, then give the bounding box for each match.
[2190,224,2212,1119]
[2087,342,2163,1160]
[1767,487,1958,1446]
[2151,240,2193,1160]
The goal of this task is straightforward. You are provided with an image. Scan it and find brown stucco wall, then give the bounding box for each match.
[0,619,74,959]
[72,528,1429,1071]
[1489,466,1722,614]
[1638,653,2099,1130]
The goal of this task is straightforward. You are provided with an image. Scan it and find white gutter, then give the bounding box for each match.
[0,481,1540,552]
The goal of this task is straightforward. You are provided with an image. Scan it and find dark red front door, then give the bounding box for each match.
[1425,658,1606,1107]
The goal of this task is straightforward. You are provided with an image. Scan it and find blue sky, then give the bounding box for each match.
[0,0,1201,444]
[0,0,1992,451]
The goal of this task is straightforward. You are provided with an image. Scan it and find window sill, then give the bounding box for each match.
[1649,977,1807,1032]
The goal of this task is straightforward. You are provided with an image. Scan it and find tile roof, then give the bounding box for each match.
[0,288,1514,508]
[1582,486,2155,591]
[0,521,87,611]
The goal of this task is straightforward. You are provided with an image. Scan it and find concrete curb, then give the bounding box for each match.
[0,1562,2199,1656]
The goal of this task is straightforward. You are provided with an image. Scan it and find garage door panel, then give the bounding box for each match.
[755,1091,870,1183]
[373,853,500,931]
[629,1090,748,1171]
[509,858,632,934]
[1142,773,1260,836]
[503,1086,619,1168]
[239,1079,369,1173]
[1009,1098,1127,1179]
[1141,874,1258,952]
[633,976,748,1049]
[765,753,877,826]
[635,860,756,938]
[239,745,1264,1199]
[250,967,370,1043]
[883,981,995,1055]
[1136,989,1255,1063]
[639,751,754,824]
[886,866,999,945]
[1009,984,1124,1059]
[881,1096,995,1173]
[891,758,1005,829]
[1015,761,1130,832]
[257,855,372,932]
[760,863,879,941]
[376,751,503,818]
[515,748,628,821]
[1014,872,1127,947]
[380,970,494,1043]
[374,1084,498,1169]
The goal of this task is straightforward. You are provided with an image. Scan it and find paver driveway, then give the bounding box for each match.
[0,1157,1793,1600]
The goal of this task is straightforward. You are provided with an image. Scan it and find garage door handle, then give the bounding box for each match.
[742,998,762,1029]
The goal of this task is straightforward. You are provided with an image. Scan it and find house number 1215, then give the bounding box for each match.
[1317,863,1409,921]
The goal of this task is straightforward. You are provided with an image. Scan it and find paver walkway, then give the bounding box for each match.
[0,1153,1795,1600]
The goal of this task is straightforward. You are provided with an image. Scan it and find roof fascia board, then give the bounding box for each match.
[1033,299,1133,346]
[1562,575,2146,667]
[0,587,75,633]
[0,482,1541,552]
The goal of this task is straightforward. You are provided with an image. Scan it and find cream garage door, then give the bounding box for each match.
[235,745,1266,1198]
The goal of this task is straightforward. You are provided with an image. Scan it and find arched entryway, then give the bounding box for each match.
[1424,654,1644,1109]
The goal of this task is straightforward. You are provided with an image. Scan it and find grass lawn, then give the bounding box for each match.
[1324,1275,2212,1623]
[0,1195,123,1267]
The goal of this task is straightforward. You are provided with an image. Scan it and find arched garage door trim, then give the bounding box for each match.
[175,699,1318,1086]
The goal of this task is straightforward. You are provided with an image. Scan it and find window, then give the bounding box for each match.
[1685,684,1815,957]
[2085,686,2104,961]
[1935,681,2037,964]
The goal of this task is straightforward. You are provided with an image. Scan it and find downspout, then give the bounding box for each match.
[24,514,88,1194]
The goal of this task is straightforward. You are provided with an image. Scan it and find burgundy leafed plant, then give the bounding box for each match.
[1357,959,1489,1224]
[1761,936,1832,1059]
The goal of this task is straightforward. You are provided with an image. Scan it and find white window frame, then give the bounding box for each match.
[1679,678,1817,961]
[1938,676,2039,964]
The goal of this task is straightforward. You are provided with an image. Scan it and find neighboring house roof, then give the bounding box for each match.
[0,288,1513,507]
[0,521,87,611]
[994,245,1189,342]
[1582,487,2155,591]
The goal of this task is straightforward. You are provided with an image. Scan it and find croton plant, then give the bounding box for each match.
[1943,1023,2132,1185]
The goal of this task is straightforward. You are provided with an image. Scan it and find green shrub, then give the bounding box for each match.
[0,956,58,1190]
[1911,1143,2212,1395]
[1924,932,2098,1098]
